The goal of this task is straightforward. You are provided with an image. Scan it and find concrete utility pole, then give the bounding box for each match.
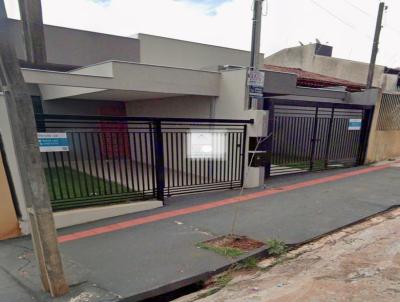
[250,0,264,70]
[18,0,47,64]
[248,0,265,109]
[0,1,68,297]
[366,1,386,89]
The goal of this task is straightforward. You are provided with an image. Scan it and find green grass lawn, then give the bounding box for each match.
[44,167,129,201]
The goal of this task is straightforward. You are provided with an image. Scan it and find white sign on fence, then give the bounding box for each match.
[37,133,69,152]
[188,130,226,159]
[348,119,362,131]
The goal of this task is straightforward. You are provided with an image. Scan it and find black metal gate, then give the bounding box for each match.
[265,101,373,177]
[36,115,250,211]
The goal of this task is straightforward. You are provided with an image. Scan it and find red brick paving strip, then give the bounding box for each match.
[58,164,393,243]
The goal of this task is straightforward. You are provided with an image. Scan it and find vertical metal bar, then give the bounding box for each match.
[324,107,335,169]
[52,152,64,200]
[265,104,274,177]
[185,132,189,186]
[115,131,124,193]
[218,132,223,182]
[175,131,180,186]
[227,132,231,186]
[96,132,107,195]
[71,133,83,197]
[77,132,89,196]
[240,125,247,187]
[122,129,130,193]
[45,152,56,200]
[309,106,319,171]
[90,132,101,195]
[65,145,77,198]
[138,131,146,194]
[165,131,171,192]
[154,120,165,202]
[132,132,141,194]
[149,123,156,196]
[110,132,118,194]
[59,152,71,199]
[102,131,113,195]
[180,132,184,187]
[143,129,151,192]
[84,132,96,195]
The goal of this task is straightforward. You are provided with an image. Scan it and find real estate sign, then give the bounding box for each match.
[37,133,69,152]
[248,70,265,99]
[348,119,362,131]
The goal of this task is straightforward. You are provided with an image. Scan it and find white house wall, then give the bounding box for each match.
[126,95,214,118]
[137,34,264,70]
[7,19,140,67]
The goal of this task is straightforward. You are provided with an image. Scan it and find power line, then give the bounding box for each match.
[343,0,372,17]
[309,0,372,40]
[309,0,356,30]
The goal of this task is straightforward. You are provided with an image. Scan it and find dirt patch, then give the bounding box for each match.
[203,235,264,252]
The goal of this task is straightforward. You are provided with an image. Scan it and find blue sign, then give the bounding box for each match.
[37,133,69,152]
[348,119,362,131]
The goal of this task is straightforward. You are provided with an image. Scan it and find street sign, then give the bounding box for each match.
[37,133,69,152]
[348,119,362,131]
[248,70,265,98]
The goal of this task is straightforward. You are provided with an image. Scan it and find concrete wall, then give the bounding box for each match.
[7,19,140,67]
[137,34,264,70]
[264,44,392,90]
[366,92,400,162]
[0,153,20,240]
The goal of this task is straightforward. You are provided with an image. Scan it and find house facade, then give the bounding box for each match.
[0,19,380,235]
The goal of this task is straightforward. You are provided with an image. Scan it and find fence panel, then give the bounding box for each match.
[36,115,250,211]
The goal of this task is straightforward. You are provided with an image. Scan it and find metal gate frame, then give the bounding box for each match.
[36,114,252,211]
[264,99,374,177]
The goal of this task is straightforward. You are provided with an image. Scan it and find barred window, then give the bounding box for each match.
[377,93,400,131]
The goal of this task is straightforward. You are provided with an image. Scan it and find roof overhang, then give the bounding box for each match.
[22,61,220,101]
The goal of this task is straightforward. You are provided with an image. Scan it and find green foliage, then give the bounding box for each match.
[214,273,233,288]
[197,242,244,258]
[266,239,288,256]
[236,256,259,270]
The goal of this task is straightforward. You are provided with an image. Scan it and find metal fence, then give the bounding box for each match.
[36,115,250,211]
[377,93,400,131]
[266,101,372,177]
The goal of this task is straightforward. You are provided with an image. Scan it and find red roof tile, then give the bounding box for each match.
[263,64,365,92]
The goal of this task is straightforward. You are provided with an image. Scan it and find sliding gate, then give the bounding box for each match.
[266,101,372,177]
[36,115,250,211]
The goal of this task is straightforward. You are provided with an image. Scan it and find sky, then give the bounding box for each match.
[4,0,400,67]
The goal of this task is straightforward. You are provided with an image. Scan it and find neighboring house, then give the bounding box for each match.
[264,43,400,92]
[0,19,380,235]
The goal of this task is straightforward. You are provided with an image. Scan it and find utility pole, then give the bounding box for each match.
[250,0,264,70]
[18,0,47,64]
[0,1,68,297]
[366,1,386,89]
[248,0,265,109]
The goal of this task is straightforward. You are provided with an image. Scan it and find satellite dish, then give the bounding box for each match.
[299,41,304,46]
[316,38,321,44]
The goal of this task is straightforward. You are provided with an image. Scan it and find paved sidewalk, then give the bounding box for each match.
[0,163,399,301]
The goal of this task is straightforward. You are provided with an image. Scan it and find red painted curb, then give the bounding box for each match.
[58,164,393,243]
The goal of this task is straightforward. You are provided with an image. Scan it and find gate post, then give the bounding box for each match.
[153,120,165,203]
[357,108,374,165]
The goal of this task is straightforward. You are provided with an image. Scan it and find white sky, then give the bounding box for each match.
[4,0,400,67]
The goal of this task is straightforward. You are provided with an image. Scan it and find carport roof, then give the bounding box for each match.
[22,61,220,101]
